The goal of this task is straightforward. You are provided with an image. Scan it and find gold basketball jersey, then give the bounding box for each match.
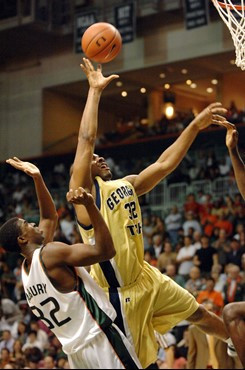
[77,176,144,288]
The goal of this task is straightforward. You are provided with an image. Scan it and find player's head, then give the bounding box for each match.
[0,217,44,254]
[91,154,112,180]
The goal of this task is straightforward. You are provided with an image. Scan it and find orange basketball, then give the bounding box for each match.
[81,22,122,63]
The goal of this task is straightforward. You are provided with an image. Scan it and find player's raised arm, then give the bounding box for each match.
[44,187,116,267]
[223,122,245,199]
[6,157,58,243]
[70,58,118,192]
[125,103,227,196]
[70,58,118,225]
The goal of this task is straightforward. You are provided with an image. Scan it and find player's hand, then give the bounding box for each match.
[226,127,239,150]
[80,58,119,90]
[211,118,238,149]
[191,102,227,131]
[6,157,40,178]
[66,187,94,206]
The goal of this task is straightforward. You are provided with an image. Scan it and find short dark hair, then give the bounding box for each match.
[0,217,21,253]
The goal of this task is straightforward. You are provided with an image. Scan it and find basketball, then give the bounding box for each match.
[81,22,122,63]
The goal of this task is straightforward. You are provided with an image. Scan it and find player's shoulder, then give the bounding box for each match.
[41,241,69,265]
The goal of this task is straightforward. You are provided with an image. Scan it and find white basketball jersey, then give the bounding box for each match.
[21,248,116,355]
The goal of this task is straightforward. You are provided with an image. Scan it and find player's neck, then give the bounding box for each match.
[22,244,41,265]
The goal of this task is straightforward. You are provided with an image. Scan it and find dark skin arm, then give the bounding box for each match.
[69,58,118,226]
[222,122,245,200]
[124,104,229,196]
[41,187,115,291]
[6,157,58,243]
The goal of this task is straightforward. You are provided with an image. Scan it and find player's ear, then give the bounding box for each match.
[18,235,28,247]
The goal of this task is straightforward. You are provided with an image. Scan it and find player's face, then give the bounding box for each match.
[91,154,112,181]
[18,219,44,245]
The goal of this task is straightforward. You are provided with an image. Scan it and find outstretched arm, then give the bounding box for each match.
[44,187,115,267]
[6,157,58,243]
[222,122,245,199]
[70,58,118,224]
[125,103,228,196]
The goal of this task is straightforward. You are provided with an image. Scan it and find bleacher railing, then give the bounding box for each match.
[145,176,239,218]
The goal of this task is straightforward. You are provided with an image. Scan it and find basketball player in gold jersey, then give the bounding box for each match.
[69,58,234,368]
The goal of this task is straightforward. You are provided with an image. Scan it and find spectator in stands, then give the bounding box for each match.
[152,216,167,239]
[148,233,164,259]
[183,194,199,217]
[211,198,224,218]
[193,235,218,277]
[224,264,244,304]
[53,221,70,244]
[0,296,22,333]
[219,156,231,177]
[214,209,233,237]
[24,347,43,369]
[155,330,177,369]
[0,331,15,352]
[185,266,203,298]
[212,228,231,268]
[192,231,202,250]
[1,263,16,301]
[222,195,236,221]
[233,223,244,241]
[225,238,245,268]
[59,210,75,244]
[0,348,11,369]
[196,277,224,316]
[30,321,49,350]
[183,211,202,237]
[165,264,185,288]
[16,321,29,345]
[22,331,44,352]
[157,240,177,273]
[188,164,199,182]
[17,301,31,326]
[13,258,24,302]
[202,213,218,238]
[165,205,182,247]
[205,150,220,181]
[56,354,68,369]
[42,354,57,369]
[233,203,245,234]
[144,249,157,267]
[198,193,213,222]
[210,264,227,296]
[11,339,24,363]
[176,236,196,280]
[175,328,189,362]
[227,100,239,123]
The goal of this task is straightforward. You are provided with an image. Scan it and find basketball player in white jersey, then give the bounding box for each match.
[0,157,142,370]
[69,58,237,369]
[217,120,245,367]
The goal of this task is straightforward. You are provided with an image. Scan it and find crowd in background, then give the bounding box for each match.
[0,124,244,368]
[97,101,245,147]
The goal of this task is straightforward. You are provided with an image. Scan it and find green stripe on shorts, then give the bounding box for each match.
[103,325,140,369]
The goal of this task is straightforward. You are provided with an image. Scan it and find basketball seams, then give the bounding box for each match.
[91,29,118,59]
[83,25,113,53]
